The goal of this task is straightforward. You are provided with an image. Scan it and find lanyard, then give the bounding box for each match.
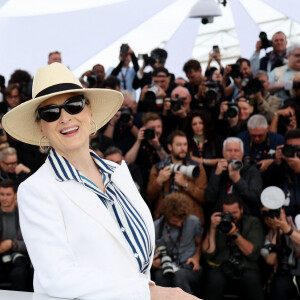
[120,68,128,90]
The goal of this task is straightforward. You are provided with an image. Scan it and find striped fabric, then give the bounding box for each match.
[46,148,153,274]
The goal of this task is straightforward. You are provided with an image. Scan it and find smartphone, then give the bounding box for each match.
[213,45,220,53]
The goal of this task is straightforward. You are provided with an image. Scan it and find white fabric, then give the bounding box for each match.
[18,160,155,300]
[229,0,260,58]
[164,17,200,79]
[261,0,300,24]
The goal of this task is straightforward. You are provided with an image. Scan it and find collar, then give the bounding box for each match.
[46,148,116,183]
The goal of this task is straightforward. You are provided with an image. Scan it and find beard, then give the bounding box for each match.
[173,152,187,161]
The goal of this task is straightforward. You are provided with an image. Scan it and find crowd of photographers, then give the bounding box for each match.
[1,31,300,299]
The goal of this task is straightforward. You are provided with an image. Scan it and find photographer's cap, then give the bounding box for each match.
[261,186,285,209]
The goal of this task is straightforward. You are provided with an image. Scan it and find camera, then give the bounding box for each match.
[2,252,27,266]
[120,44,129,54]
[218,211,234,234]
[228,160,243,171]
[170,94,184,112]
[260,208,281,219]
[145,84,159,102]
[259,32,273,49]
[225,102,239,119]
[170,163,200,178]
[229,64,241,79]
[282,144,300,158]
[205,81,220,101]
[86,72,99,88]
[243,78,264,97]
[144,128,156,141]
[138,54,156,67]
[260,243,281,257]
[155,245,175,278]
[119,106,132,124]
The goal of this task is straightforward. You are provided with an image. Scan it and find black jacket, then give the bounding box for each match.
[205,162,263,217]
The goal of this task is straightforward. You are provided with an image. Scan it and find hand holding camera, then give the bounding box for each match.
[156,166,172,186]
[215,158,228,175]
[174,171,188,188]
[228,162,241,183]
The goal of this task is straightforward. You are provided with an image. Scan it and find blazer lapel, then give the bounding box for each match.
[56,179,131,252]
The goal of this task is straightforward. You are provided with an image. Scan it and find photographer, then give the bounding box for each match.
[250,31,287,75]
[125,112,168,187]
[133,48,175,90]
[268,43,300,104]
[217,96,254,138]
[80,64,105,88]
[0,179,30,291]
[103,90,142,154]
[205,137,263,217]
[152,193,203,295]
[238,115,284,173]
[223,58,253,100]
[248,71,281,122]
[138,67,176,113]
[106,43,139,95]
[260,187,300,300]
[265,129,300,218]
[146,130,207,225]
[161,86,192,137]
[202,193,265,300]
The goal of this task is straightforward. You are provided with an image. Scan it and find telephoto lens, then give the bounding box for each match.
[228,160,243,171]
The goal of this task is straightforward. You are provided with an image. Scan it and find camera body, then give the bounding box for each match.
[225,102,239,119]
[218,211,234,234]
[144,128,156,141]
[137,54,156,67]
[243,78,264,97]
[259,32,273,49]
[260,208,281,219]
[170,96,184,112]
[120,44,129,54]
[229,64,241,79]
[119,106,132,124]
[86,72,99,88]
[205,81,220,102]
[282,144,300,158]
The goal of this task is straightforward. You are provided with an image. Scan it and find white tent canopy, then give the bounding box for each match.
[0,0,300,82]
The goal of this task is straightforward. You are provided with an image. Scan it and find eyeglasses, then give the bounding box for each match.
[2,161,18,166]
[292,53,300,58]
[38,95,86,122]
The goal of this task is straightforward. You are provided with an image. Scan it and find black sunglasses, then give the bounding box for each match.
[38,95,86,122]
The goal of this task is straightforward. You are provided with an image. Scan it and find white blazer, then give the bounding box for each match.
[18,160,155,300]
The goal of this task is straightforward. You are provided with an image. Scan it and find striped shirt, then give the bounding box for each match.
[46,148,153,274]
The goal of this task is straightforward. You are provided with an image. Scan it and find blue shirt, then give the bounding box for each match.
[46,148,153,274]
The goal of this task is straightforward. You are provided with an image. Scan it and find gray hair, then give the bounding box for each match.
[247,114,268,130]
[103,146,123,158]
[122,90,135,101]
[0,147,17,161]
[171,86,190,98]
[223,137,244,153]
[254,70,268,78]
[287,43,300,56]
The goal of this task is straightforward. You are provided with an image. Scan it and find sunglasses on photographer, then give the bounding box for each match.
[37,95,86,122]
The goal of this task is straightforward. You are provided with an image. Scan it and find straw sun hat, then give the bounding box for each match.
[2,63,123,147]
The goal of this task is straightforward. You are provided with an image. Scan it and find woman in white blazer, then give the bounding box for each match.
[2,63,200,300]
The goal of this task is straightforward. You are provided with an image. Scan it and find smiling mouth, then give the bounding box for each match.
[60,126,79,135]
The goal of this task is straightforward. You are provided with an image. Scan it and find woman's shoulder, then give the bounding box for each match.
[19,162,55,189]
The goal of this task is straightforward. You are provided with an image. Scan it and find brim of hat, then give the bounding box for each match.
[2,88,123,146]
